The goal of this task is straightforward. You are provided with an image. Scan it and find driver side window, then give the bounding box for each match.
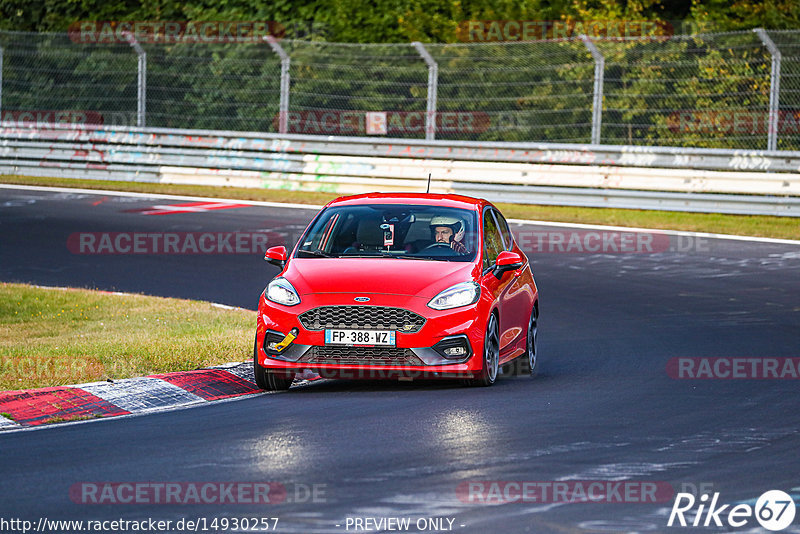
[494,211,513,251]
[483,210,504,270]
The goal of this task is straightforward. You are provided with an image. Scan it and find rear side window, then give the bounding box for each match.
[483,209,504,269]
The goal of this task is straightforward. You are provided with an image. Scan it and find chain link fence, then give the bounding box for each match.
[1,29,799,150]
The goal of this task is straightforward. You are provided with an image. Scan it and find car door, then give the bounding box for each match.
[492,209,531,359]
[480,208,519,360]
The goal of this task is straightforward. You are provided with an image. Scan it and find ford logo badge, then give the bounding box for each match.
[354,297,370,302]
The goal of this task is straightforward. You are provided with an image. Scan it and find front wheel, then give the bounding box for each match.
[253,334,294,391]
[464,313,499,387]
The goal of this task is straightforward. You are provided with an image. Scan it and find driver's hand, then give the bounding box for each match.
[454,226,465,243]
[450,240,467,254]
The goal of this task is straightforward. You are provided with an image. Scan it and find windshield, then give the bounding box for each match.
[295,204,478,262]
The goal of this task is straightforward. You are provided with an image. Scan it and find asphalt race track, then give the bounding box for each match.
[1,185,799,533]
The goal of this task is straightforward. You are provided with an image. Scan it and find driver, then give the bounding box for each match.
[430,216,468,253]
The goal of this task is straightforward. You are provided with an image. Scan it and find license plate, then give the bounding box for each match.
[324,329,396,346]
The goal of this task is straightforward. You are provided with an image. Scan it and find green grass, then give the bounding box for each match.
[0,283,254,391]
[2,174,798,240]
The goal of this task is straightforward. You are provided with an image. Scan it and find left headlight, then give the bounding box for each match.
[266,278,301,306]
[428,281,480,310]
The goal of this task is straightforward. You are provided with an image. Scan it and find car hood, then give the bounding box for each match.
[284,258,479,299]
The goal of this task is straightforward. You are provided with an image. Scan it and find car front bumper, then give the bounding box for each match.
[256,292,487,378]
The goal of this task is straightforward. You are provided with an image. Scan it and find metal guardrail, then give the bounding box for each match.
[1,123,799,216]
[4,123,800,171]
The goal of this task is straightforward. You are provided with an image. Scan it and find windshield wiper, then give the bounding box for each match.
[320,251,450,261]
[340,253,391,258]
[296,249,336,258]
[377,252,436,260]
[395,255,448,261]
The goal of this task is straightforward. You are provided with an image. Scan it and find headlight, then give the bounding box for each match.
[266,278,301,306]
[428,281,480,310]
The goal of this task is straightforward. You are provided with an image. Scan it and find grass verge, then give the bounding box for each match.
[1,175,798,240]
[0,282,254,391]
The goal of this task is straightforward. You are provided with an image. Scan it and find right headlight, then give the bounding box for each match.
[427,281,480,310]
[266,278,301,306]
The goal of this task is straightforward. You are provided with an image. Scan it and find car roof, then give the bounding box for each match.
[325,192,489,211]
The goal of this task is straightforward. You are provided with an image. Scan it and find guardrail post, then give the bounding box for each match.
[580,35,604,145]
[265,35,290,134]
[412,42,438,141]
[754,28,781,151]
[122,32,146,128]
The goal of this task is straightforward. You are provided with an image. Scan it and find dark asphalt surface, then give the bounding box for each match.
[1,185,799,533]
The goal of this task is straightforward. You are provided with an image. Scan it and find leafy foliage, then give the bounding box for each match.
[3,0,800,38]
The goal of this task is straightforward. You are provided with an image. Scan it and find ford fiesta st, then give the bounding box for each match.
[254,193,538,390]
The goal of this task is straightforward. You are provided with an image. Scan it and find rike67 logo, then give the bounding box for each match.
[668,490,796,531]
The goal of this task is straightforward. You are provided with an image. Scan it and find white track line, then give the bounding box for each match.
[0,414,20,428]
[26,284,250,311]
[505,218,800,246]
[0,183,323,210]
[2,183,799,245]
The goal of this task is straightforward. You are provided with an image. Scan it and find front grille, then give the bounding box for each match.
[298,306,426,333]
[298,346,425,366]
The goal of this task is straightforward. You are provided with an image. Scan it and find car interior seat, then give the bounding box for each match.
[343,216,385,253]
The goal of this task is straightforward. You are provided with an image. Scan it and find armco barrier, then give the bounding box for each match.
[1,123,799,216]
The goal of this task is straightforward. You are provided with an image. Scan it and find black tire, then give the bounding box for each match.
[520,302,539,376]
[499,302,538,377]
[253,334,268,389]
[265,370,294,391]
[464,313,499,387]
[253,334,294,391]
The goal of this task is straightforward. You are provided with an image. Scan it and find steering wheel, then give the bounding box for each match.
[422,242,459,256]
[423,242,453,250]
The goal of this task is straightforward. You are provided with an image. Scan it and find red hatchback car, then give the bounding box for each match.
[254,193,538,389]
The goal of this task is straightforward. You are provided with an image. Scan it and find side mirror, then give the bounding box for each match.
[264,246,288,268]
[493,251,524,278]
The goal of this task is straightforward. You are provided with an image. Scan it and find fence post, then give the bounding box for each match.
[754,28,781,151]
[265,35,290,134]
[412,42,438,141]
[579,35,604,145]
[0,46,4,116]
[122,32,146,128]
